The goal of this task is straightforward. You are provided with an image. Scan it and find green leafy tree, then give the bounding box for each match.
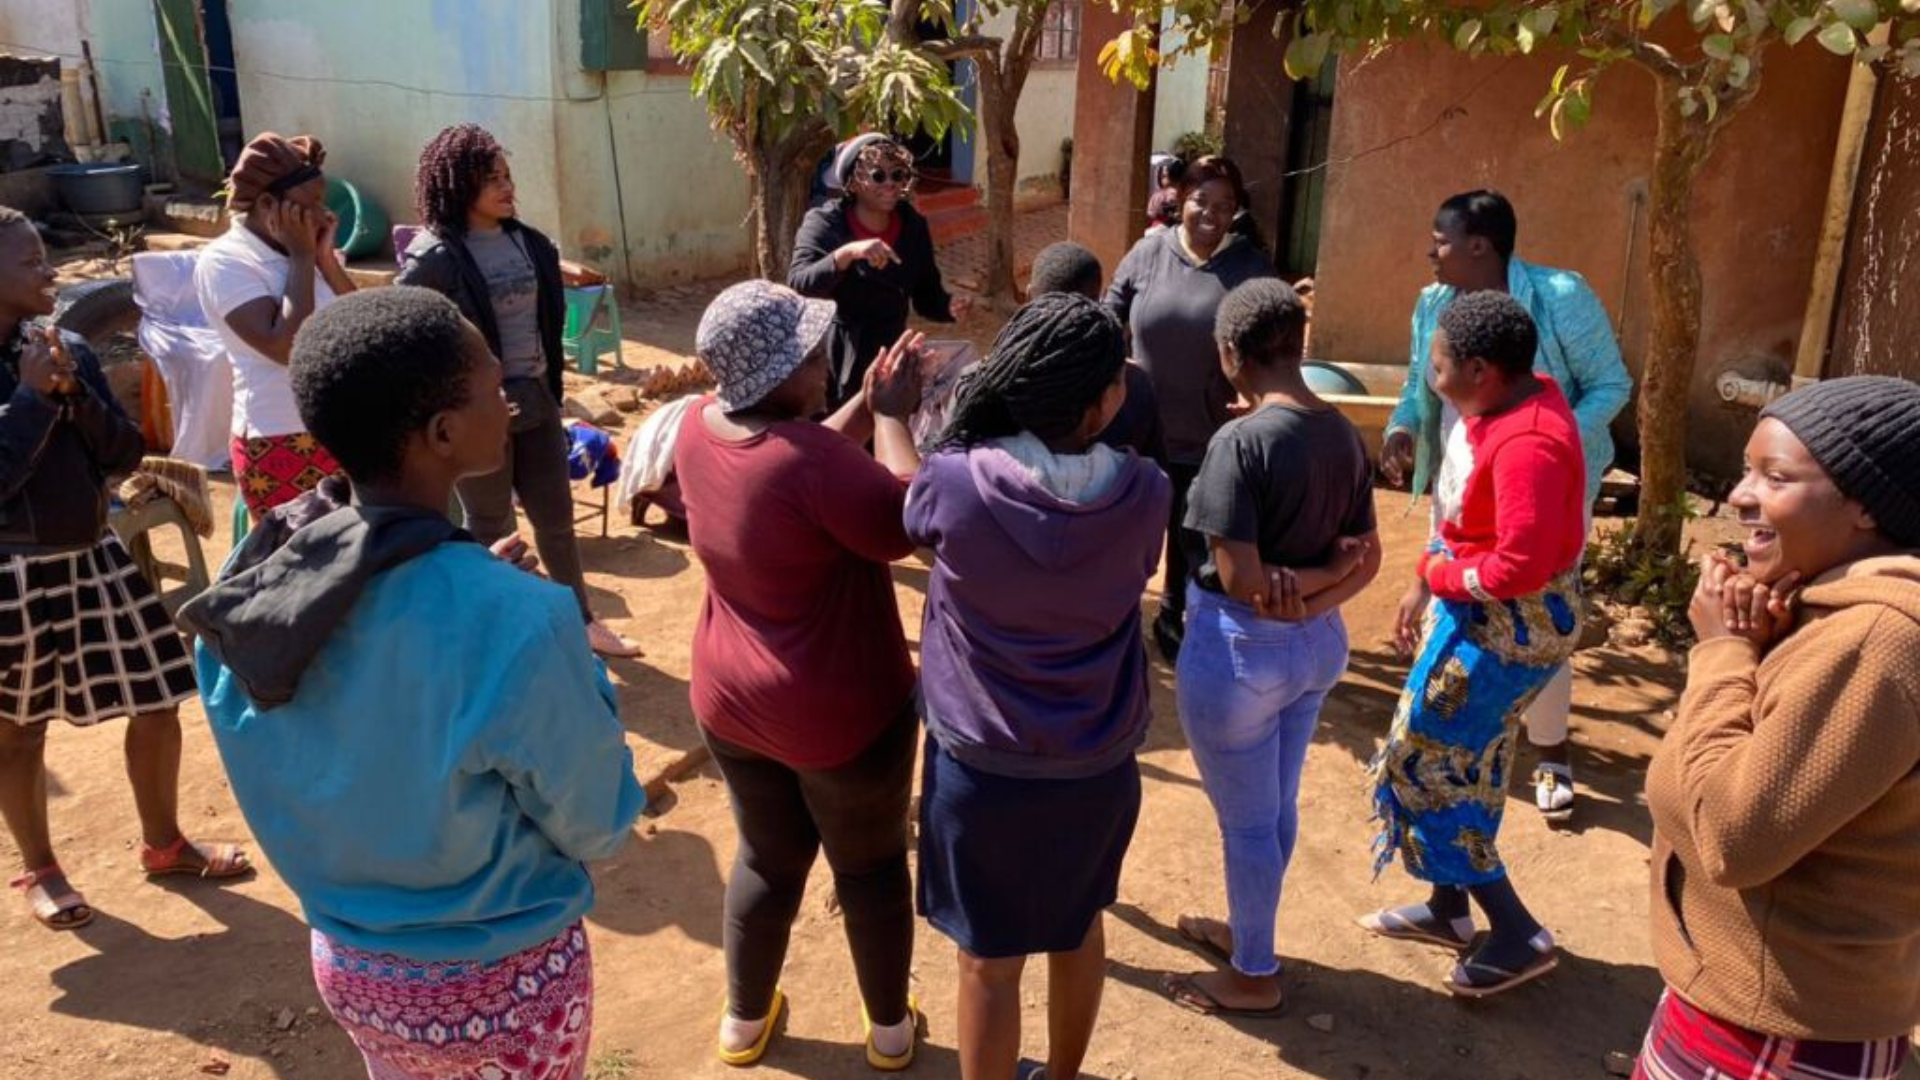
[639,0,970,277]
[1104,0,1910,556]
[887,0,1057,310]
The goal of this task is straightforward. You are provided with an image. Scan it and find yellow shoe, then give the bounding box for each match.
[862,995,919,1072]
[717,988,785,1068]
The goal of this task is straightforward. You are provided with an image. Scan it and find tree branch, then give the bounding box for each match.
[923,34,1004,60]
[1601,26,1691,80]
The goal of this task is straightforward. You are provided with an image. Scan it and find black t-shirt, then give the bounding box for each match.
[1183,402,1377,593]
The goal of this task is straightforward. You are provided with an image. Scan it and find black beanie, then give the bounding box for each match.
[1760,375,1920,548]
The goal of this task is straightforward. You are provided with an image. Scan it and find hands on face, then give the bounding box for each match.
[267,199,319,258]
[1690,551,1800,648]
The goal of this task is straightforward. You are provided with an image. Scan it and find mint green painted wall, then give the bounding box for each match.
[221,0,564,252]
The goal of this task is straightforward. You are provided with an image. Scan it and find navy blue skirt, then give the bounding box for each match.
[916,733,1142,959]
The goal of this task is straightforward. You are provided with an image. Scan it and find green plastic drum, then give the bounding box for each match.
[323,178,389,260]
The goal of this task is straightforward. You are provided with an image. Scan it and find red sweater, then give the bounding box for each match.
[675,398,917,768]
[1422,377,1587,602]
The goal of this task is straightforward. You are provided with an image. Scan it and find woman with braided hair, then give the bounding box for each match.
[397,124,639,658]
[908,292,1170,1080]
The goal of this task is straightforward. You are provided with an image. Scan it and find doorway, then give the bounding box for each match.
[1278,59,1336,278]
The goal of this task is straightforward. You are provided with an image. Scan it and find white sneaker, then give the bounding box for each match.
[1533,764,1575,824]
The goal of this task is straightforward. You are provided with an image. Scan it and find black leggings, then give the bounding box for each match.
[703,709,916,1024]
[1162,461,1202,619]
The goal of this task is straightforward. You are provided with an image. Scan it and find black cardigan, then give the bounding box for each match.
[0,332,145,553]
[788,200,953,405]
[396,220,569,404]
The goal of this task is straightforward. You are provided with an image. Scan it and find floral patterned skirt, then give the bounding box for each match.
[1369,567,1582,886]
[311,921,593,1080]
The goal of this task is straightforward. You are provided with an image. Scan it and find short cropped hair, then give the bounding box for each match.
[1214,278,1308,369]
[1437,290,1538,378]
[1028,242,1103,299]
[1437,190,1517,261]
[291,287,477,482]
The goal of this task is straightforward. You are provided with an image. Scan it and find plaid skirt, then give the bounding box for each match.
[231,432,345,519]
[1634,991,1912,1080]
[312,921,593,1080]
[0,535,196,727]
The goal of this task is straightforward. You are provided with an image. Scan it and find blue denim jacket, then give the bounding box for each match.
[1387,257,1632,507]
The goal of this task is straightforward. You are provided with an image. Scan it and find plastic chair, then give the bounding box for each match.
[562,285,622,375]
[110,496,211,617]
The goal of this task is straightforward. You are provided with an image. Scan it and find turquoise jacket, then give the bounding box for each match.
[1387,257,1633,506]
[198,542,645,963]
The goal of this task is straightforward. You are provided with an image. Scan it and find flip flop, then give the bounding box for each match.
[1355,905,1473,952]
[862,995,919,1072]
[1160,972,1286,1018]
[1444,934,1559,999]
[141,837,252,880]
[718,988,785,1068]
[1175,914,1234,966]
[1015,1063,1048,1080]
[11,865,93,931]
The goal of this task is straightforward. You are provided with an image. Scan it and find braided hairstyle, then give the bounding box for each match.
[415,124,505,237]
[934,292,1125,450]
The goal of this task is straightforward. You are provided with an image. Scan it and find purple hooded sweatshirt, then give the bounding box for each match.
[906,445,1171,780]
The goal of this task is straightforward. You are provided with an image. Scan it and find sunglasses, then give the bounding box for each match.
[864,168,914,186]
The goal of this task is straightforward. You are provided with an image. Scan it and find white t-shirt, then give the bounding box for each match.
[194,222,336,438]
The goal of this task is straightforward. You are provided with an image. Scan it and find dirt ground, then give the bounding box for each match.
[8,252,1911,1080]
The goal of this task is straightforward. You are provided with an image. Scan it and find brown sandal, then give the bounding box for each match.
[12,865,94,930]
[140,836,252,880]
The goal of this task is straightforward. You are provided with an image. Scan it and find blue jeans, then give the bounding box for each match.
[1177,582,1349,976]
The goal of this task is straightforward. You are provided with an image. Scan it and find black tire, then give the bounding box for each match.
[52,276,146,430]
[54,276,139,346]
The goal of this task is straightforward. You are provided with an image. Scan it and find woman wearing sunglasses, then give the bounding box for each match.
[790,134,972,408]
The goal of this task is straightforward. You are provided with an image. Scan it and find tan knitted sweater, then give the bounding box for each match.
[1646,553,1920,1040]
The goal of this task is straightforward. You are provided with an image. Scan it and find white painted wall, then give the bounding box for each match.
[0,0,88,59]
[972,5,1078,194]
[1151,11,1208,152]
[223,0,565,249]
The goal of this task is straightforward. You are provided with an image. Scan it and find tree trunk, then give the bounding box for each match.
[1628,65,1763,557]
[744,124,835,280]
[978,63,1022,309]
[1630,78,1709,556]
[972,8,1044,311]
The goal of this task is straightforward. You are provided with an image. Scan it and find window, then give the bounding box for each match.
[1038,1,1080,62]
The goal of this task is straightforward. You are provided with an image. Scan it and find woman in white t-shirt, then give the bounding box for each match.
[194,132,357,519]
